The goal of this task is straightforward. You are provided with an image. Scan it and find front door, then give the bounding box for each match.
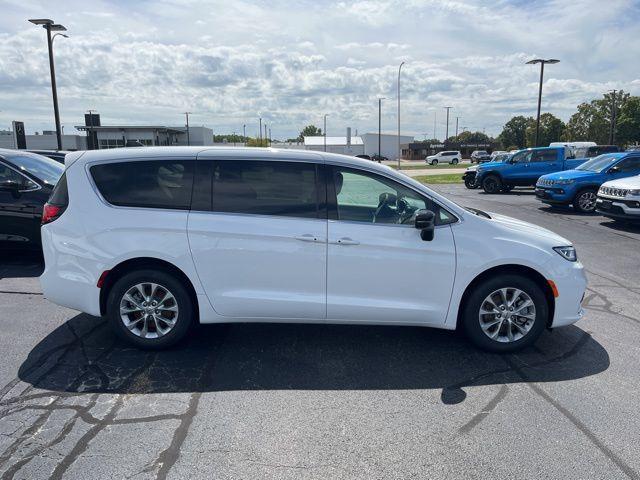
[325,166,457,325]
[188,158,327,319]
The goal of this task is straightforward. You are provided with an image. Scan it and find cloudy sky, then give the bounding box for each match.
[1,0,639,140]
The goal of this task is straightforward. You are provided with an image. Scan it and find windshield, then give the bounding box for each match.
[4,152,63,186]
[575,154,620,173]
[493,153,511,162]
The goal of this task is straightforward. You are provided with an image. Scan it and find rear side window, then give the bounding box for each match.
[48,172,68,206]
[90,160,194,210]
[211,160,320,218]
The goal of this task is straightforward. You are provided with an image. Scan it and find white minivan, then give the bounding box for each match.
[40,147,586,352]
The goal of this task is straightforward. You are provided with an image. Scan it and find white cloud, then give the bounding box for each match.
[0,0,638,139]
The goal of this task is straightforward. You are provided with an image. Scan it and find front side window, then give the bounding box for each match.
[90,160,194,209]
[4,152,62,186]
[211,160,319,218]
[614,157,640,173]
[511,150,533,163]
[332,167,456,225]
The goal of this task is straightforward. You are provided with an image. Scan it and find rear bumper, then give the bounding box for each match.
[39,226,102,316]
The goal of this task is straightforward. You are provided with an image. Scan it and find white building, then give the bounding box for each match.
[74,124,213,149]
[303,135,364,156]
[0,131,87,150]
[361,133,414,159]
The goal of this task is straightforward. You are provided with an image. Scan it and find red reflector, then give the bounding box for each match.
[97,270,110,288]
[547,279,559,298]
[41,203,64,225]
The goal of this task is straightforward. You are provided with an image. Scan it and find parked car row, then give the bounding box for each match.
[461,144,640,222]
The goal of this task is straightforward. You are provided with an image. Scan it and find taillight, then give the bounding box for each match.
[42,203,65,225]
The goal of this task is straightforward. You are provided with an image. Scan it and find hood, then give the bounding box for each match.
[538,169,597,182]
[486,212,571,246]
[477,160,504,169]
[601,174,640,190]
[466,165,478,172]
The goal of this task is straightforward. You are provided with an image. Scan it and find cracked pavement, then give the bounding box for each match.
[0,184,639,479]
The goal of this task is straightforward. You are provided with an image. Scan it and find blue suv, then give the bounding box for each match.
[535,153,640,212]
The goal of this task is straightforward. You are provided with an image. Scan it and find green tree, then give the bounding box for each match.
[616,96,640,146]
[297,124,322,141]
[525,113,565,147]
[564,91,631,145]
[498,116,534,149]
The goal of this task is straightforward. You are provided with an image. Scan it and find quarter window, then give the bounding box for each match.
[331,167,455,225]
[211,161,320,218]
[90,160,194,209]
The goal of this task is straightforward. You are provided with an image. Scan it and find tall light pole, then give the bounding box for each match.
[378,97,386,161]
[323,114,329,152]
[455,116,459,138]
[243,124,246,142]
[259,117,262,144]
[444,106,452,144]
[87,109,96,150]
[29,19,67,151]
[433,111,437,140]
[264,123,268,146]
[607,90,618,145]
[397,61,405,168]
[184,112,191,146]
[526,58,560,147]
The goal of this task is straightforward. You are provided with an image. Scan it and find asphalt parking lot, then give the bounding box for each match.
[1,184,639,480]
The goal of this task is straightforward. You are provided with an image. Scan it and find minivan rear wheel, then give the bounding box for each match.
[106,269,194,349]
[461,274,548,352]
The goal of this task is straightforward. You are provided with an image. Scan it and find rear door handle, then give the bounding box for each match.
[294,234,319,242]
[332,237,360,246]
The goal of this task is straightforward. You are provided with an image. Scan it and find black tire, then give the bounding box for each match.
[461,274,549,353]
[451,158,459,165]
[106,269,194,349]
[431,159,438,166]
[573,188,598,213]
[464,177,477,189]
[482,174,502,194]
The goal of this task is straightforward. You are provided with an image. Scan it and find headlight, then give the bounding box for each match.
[553,246,577,262]
[628,189,640,196]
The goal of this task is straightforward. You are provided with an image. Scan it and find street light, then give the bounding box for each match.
[29,18,67,151]
[378,97,386,161]
[323,114,329,152]
[526,58,560,147]
[397,61,405,168]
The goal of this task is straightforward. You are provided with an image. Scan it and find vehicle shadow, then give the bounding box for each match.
[478,188,536,196]
[0,250,43,279]
[599,219,640,233]
[18,314,609,404]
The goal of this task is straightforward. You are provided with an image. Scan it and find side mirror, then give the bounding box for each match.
[415,209,435,241]
[608,166,621,174]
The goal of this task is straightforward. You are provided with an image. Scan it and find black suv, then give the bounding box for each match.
[0,149,63,249]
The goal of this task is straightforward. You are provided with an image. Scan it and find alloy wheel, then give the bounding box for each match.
[478,287,536,343]
[577,191,597,212]
[119,282,179,339]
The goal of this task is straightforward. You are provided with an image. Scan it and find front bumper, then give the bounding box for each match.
[545,258,588,328]
[595,195,640,221]
[535,186,571,204]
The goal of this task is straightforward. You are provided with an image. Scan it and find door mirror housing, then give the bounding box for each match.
[415,209,435,241]
[608,166,621,174]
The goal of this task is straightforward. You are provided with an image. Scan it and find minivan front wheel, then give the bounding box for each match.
[106,269,194,349]
[461,274,548,352]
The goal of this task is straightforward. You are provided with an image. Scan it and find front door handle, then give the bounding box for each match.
[294,234,319,242]
[333,237,360,246]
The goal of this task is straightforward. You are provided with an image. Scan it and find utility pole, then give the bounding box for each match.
[455,116,459,138]
[264,124,268,146]
[184,112,191,146]
[323,114,329,152]
[608,90,618,145]
[397,61,405,168]
[243,124,246,142]
[433,111,437,140]
[378,97,385,161]
[444,107,452,145]
[259,117,262,144]
[269,127,272,146]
